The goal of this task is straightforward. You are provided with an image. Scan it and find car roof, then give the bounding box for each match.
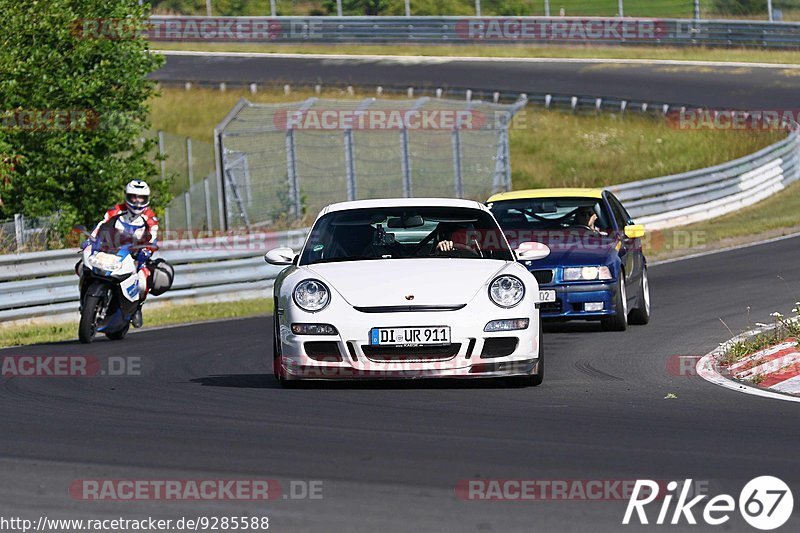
[487,188,605,202]
[320,198,490,216]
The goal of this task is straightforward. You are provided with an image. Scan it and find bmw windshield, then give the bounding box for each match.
[300,206,514,265]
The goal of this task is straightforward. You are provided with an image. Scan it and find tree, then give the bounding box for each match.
[0,0,169,234]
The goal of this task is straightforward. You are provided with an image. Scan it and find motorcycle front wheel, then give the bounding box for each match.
[78,293,102,344]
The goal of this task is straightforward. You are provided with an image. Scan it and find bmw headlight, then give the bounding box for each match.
[563,266,612,281]
[293,279,330,312]
[489,275,525,308]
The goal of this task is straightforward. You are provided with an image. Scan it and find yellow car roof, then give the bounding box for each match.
[487,188,604,202]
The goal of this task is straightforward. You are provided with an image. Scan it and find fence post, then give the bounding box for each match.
[184,191,192,230]
[618,0,624,17]
[451,128,464,198]
[344,128,357,201]
[544,0,550,17]
[270,0,277,17]
[158,131,166,182]
[694,0,700,19]
[475,0,481,16]
[285,129,301,218]
[336,0,342,16]
[400,127,412,197]
[186,137,194,190]
[204,177,213,231]
[13,213,24,251]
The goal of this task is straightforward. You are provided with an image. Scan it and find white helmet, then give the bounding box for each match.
[125,180,151,215]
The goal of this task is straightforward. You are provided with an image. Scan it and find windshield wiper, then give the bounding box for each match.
[309,256,382,265]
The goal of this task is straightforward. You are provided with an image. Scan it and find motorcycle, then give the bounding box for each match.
[76,224,155,344]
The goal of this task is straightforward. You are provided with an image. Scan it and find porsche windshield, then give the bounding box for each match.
[300,206,514,265]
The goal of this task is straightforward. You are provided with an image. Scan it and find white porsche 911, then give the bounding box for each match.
[265,198,550,386]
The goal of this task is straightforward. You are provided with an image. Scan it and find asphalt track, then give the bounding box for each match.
[1,236,799,532]
[153,52,800,108]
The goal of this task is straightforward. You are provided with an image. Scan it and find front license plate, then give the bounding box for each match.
[370,326,451,346]
[539,290,556,303]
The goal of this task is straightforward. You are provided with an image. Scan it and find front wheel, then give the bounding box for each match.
[78,292,105,344]
[517,319,544,387]
[627,267,651,326]
[601,276,628,332]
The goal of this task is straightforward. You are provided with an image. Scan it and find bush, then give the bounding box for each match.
[0,0,169,234]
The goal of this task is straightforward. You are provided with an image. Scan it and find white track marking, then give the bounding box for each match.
[155,50,800,70]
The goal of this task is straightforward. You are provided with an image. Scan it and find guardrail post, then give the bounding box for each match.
[618,0,624,17]
[544,0,550,17]
[270,0,277,17]
[452,128,464,198]
[475,0,481,16]
[336,0,342,16]
[404,0,410,17]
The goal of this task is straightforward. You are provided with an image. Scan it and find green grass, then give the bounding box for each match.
[154,42,800,65]
[0,298,273,348]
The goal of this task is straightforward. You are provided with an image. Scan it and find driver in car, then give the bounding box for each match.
[574,206,606,235]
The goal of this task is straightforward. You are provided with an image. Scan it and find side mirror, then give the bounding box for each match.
[624,224,645,239]
[265,247,295,266]
[516,241,550,261]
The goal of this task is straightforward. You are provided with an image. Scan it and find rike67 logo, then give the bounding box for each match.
[623,477,793,530]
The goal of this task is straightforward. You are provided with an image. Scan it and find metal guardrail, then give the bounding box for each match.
[0,230,307,322]
[609,128,800,229]
[148,16,800,48]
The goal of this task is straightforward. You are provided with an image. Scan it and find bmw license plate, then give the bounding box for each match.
[370,326,451,346]
[539,290,556,303]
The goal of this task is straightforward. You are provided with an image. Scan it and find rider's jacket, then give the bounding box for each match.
[90,203,159,255]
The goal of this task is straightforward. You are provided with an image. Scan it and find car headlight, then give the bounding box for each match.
[489,275,525,308]
[293,279,331,312]
[563,266,612,281]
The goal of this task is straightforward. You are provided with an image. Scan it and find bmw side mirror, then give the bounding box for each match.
[624,224,645,239]
[265,247,295,266]
[516,241,550,261]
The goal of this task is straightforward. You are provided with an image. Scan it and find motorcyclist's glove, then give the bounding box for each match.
[80,238,92,250]
[136,249,152,264]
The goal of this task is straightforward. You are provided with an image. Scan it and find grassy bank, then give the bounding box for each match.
[154,42,800,65]
[150,87,783,190]
[0,299,273,348]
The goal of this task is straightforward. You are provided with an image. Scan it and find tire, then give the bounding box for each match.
[106,323,129,341]
[78,292,104,344]
[601,275,628,332]
[273,314,295,386]
[518,319,544,387]
[628,267,651,326]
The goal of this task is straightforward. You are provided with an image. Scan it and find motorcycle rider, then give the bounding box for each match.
[84,180,159,328]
